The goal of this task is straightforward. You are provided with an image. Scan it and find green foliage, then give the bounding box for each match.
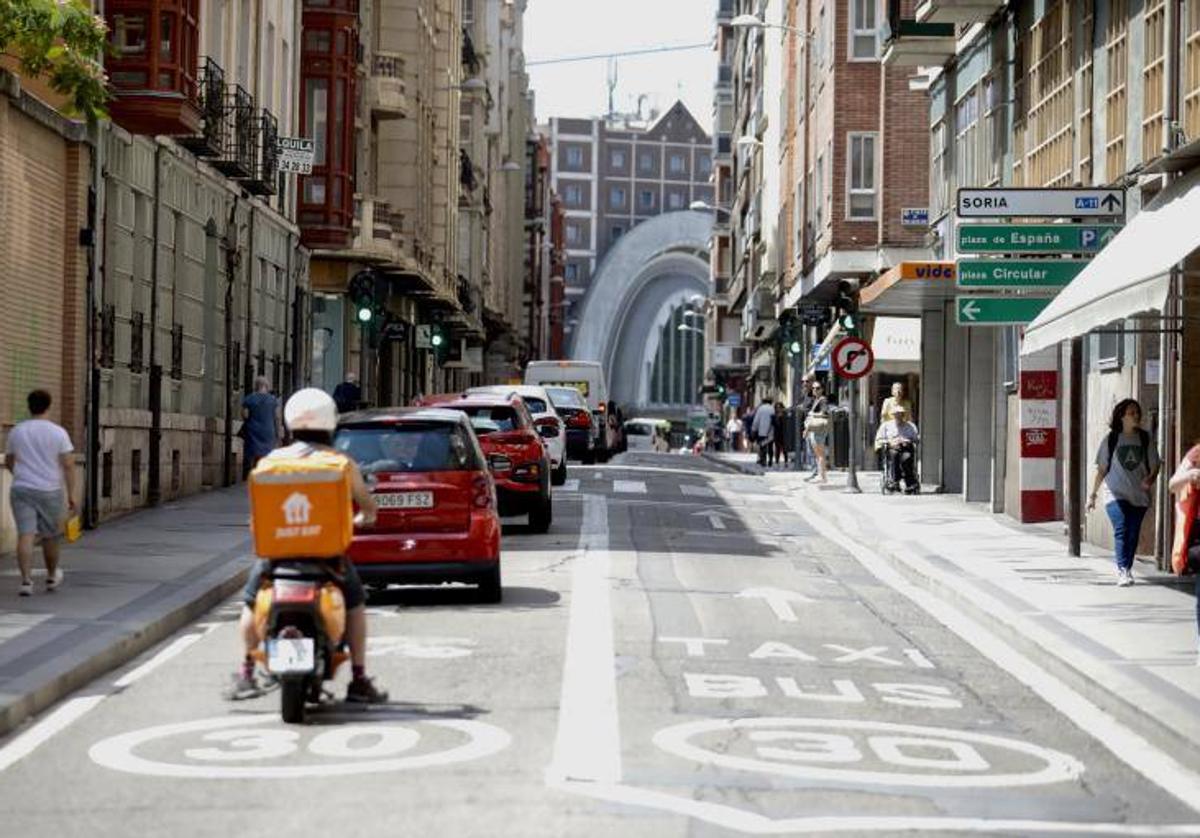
[0,0,109,121]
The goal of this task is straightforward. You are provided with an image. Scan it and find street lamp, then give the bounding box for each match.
[731,13,810,38]
[736,135,763,149]
[690,200,732,217]
[493,160,522,172]
[677,324,705,334]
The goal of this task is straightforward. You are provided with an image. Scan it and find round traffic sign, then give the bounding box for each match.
[831,337,874,380]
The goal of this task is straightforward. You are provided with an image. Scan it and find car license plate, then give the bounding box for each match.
[375,491,435,510]
[267,637,315,673]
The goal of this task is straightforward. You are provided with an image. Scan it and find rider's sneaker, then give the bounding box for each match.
[223,671,266,701]
[346,675,389,704]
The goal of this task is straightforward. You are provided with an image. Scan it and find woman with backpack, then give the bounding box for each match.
[1087,398,1160,586]
[1168,440,1200,663]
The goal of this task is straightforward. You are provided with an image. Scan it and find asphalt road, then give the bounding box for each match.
[1,452,1198,836]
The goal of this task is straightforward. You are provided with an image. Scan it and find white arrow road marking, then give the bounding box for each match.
[613,480,647,494]
[546,493,620,784]
[690,508,739,530]
[961,300,981,321]
[736,587,815,623]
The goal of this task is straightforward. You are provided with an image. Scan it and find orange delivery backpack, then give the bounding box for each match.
[248,444,355,559]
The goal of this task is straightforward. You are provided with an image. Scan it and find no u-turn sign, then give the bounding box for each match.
[832,337,874,380]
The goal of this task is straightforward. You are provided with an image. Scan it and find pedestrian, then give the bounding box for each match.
[880,381,913,423]
[741,408,754,453]
[1087,398,1160,586]
[798,375,816,472]
[874,404,920,493]
[772,402,788,467]
[804,381,830,483]
[751,397,775,467]
[1168,439,1200,663]
[333,371,362,414]
[726,413,742,453]
[4,390,77,596]
[241,377,283,478]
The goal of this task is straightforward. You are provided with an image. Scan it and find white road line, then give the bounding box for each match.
[546,493,621,785]
[680,484,717,498]
[0,695,106,772]
[113,632,207,688]
[612,480,647,494]
[560,479,580,493]
[785,494,1200,816]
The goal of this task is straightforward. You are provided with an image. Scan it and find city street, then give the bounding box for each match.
[1,453,1199,836]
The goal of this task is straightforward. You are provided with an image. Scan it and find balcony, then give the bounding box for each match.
[211,84,256,178]
[179,58,225,157]
[351,195,401,262]
[239,109,278,196]
[915,0,1004,25]
[882,0,956,66]
[105,0,201,135]
[368,51,407,120]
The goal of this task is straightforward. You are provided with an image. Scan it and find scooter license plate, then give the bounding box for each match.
[267,637,315,674]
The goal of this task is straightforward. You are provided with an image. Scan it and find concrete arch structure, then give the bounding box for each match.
[570,211,713,408]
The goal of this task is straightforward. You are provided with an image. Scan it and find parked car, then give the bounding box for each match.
[335,408,502,602]
[524,360,614,462]
[467,385,567,486]
[543,385,595,464]
[418,393,554,533]
[623,418,663,452]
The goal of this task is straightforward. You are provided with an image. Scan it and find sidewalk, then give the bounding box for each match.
[0,488,251,737]
[708,451,1200,772]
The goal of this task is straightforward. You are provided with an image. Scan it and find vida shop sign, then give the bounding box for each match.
[897,261,956,282]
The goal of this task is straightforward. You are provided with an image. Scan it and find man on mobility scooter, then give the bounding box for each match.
[874,404,920,495]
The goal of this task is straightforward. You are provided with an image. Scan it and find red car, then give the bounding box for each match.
[419,393,554,533]
[335,408,503,601]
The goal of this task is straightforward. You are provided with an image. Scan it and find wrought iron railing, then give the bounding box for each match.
[180,58,226,157]
[242,109,278,196]
[213,84,255,178]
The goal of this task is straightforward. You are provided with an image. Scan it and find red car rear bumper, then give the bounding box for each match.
[347,512,500,584]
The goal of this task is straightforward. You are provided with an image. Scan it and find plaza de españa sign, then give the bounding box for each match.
[957,224,1121,254]
[957,188,1125,218]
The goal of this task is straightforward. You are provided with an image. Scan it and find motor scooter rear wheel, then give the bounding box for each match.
[281,678,307,724]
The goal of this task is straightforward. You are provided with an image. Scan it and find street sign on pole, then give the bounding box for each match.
[957,224,1121,254]
[831,337,874,380]
[956,259,1088,289]
[415,324,433,349]
[955,296,1053,326]
[956,187,1125,218]
[276,137,316,174]
[727,393,741,408]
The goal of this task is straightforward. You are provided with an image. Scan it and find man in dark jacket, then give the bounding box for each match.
[332,372,362,414]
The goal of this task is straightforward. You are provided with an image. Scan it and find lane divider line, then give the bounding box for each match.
[113,632,207,688]
[0,695,107,773]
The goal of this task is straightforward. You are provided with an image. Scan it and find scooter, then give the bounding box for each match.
[251,561,349,724]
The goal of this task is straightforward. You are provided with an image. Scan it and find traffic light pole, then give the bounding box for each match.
[845,376,862,493]
[792,348,804,472]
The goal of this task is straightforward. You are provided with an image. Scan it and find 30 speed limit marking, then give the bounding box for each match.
[831,337,874,380]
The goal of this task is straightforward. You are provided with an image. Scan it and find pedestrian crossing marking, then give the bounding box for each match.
[680,485,716,498]
[561,479,580,493]
[612,480,647,494]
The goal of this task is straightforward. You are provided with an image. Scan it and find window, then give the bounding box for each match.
[980,76,1001,185]
[639,189,655,209]
[697,154,712,177]
[955,88,979,189]
[609,186,626,208]
[851,0,879,59]
[639,151,653,172]
[566,146,583,168]
[848,133,877,219]
[564,183,583,206]
[459,114,472,148]
[930,119,949,218]
[610,148,626,168]
[669,153,686,174]
[462,0,474,24]
[815,6,827,68]
[668,192,685,210]
[611,226,624,241]
[814,151,825,234]
[1097,322,1124,370]
[566,223,581,245]
[565,263,579,282]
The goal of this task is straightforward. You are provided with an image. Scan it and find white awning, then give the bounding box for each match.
[1022,168,1200,354]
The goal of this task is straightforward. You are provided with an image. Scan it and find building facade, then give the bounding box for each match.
[544,105,714,348]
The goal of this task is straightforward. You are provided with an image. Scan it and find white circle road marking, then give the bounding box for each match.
[367,636,476,659]
[653,717,1083,788]
[89,714,510,779]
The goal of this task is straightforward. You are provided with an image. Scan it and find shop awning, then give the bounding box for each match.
[1022,168,1200,354]
[859,261,958,315]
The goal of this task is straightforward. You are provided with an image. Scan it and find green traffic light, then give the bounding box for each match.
[789,340,802,355]
[357,306,373,323]
[431,332,445,348]
[840,314,857,331]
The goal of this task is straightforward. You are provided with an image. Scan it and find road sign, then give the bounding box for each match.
[956,188,1124,218]
[800,303,827,326]
[415,324,433,349]
[956,259,1088,289]
[727,393,741,408]
[276,137,315,174]
[901,207,930,226]
[956,296,1053,326]
[831,337,874,380]
[957,224,1121,254]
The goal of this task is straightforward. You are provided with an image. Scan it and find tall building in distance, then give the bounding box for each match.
[543,104,714,343]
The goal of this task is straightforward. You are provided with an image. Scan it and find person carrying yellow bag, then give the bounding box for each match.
[1168,441,1200,665]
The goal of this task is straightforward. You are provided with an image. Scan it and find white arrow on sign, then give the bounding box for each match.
[736,587,814,623]
[691,509,739,530]
[960,300,981,322]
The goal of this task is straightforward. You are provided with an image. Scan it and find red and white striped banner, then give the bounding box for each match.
[1019,348,1059,523]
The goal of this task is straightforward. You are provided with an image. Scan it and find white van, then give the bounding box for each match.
[525,361,614,462]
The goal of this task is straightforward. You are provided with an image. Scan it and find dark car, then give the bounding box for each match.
[335,408,503,601]
[544,385,595,464]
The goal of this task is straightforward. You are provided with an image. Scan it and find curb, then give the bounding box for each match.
[0,558,248,739]
[699,452,765,476]
[788,481,1200,776]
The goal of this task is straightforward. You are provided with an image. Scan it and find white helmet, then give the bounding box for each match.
[285,388,338,433]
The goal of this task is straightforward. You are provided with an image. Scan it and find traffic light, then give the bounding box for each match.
[348,270,381,326]
[788,339,802,356]
[430,322,449,365]
[835,280,859,333]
